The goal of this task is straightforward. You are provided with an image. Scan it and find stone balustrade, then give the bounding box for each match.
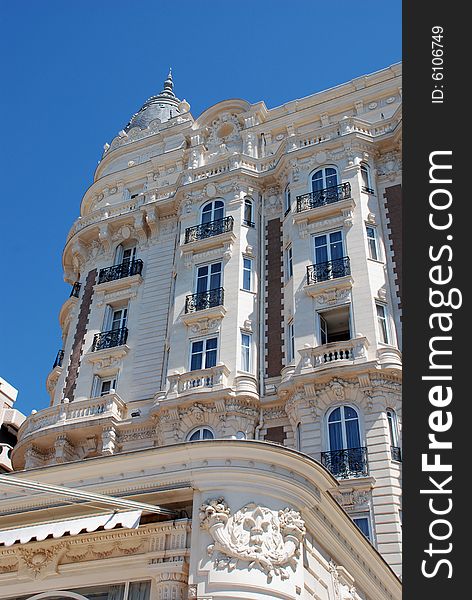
[299,337,369,370]
[167,364,230,397]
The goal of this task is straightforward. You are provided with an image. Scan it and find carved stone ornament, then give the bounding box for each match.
[200,498,306,581]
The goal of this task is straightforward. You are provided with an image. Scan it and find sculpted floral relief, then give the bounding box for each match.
[200,498,305,581]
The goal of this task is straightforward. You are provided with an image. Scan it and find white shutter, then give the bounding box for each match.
[91,376,101,398]
[103,305,113,331]
[114,244,124,264]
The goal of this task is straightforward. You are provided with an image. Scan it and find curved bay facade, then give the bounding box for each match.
[2,64,402,599]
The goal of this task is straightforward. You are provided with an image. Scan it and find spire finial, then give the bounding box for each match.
[163,68,174,94]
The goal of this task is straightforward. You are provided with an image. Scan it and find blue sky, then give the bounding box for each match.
[0,1,401,415]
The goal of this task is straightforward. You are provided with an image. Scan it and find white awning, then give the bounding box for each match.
[0,510,141,547]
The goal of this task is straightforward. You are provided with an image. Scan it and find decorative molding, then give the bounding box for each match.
[200,498,305,581]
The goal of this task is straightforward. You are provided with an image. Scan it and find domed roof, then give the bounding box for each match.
[125,69,181,131]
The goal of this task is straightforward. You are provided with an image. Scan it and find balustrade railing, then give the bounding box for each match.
[70,282,81,298]
[321,447,368,478]
[391,446,402,462]
[92,327,128,352]
[296,183,351,212]
[98,259,143,284]
[168,365,229,396]
[299,337,369,369]
[184,216,234,243]
[307,257,351,284]
[185,288,224,313]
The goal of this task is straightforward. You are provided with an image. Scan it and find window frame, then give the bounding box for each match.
[325,403,364,452]
[195,261,223,294]
[286,245,293,280]
[189,336,219,371]
[187,426,215,442]
[242,256,253,292]
[284,185,291,215]
[387,408,400,448]
[317,304,352,346]
[92,375,117,398]
[311,166,339,193]
[366,225,379,261]
[287,320,295,363]
[240,331,252,373]
[243,198,254,227]
[352,514,373,542]
[376,302,390,344]
[200,199,225,224]
[312,229,345,266]
[360,163,373,193]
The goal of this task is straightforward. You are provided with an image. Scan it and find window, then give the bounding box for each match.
[284,185,291,215]
[196,262,222,293]
[312,167,338,192]
[104,306,128,331]
[187,427,214,441]
[287,320,295,363]
[318,305,351,345]
[92,376,117,398]
[286,245,293,280]
[115,244,137,265]
[327,405,361,452]
[313,231,344,265]
[190,337,218,371]
[376,303,390,344]
[296,422,302,450]
[387,408,401,461]
[353,515,372,541]
[201,199,224,224]
[360,164,373,193]
[244,198,254,226]
[241,332,252,372]
[366,226,379,260]
[242,257,252,291]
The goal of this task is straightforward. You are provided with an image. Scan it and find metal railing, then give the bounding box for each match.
[321,447,368,479]
[53,350,64,369]
[91,327,128,352]
[391,446,402,462]
[296,182,351,212]
[184,216,234,244]
[70,282,81,298]
[307,257,350,284]
[243,219,255,228]
[185,288,224,313]
[98,259,143,284]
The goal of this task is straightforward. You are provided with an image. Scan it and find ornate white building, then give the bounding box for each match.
[0,64,402,600]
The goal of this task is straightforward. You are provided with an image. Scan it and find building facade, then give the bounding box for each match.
[1,65,402,599]
[0,378,25,473]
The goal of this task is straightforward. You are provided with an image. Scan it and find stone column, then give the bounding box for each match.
[152,572,188,600]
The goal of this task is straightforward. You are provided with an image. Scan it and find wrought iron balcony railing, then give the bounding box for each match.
[185,287,224,313]
[243,219,255,228]
[184,216,234,244]
[307,257,350,285]
[391,446,402,462]
[321,447,369,478]
[91,327,128,352]
[98,259,143,284]
[70,282,81,298]
[362,186,375,194]
[53,350,64,369]
[296,182,351,212]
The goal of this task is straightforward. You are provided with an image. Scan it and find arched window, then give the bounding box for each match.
[324,405,367,477]
[201,199,224,224]
[187,427,215,441]
[311,167,338,193]
[244,198,254,226]
[327,405,361,451]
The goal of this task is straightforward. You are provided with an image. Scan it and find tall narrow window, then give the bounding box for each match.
[244,199,254,226]
[376,303,389,343]
[387,409,399,447]
[296,422,302,450]
[328,406,361,452]
[190,337,218,371]
[285,186,291,214]
[313,231,344,265]
[241,332,251,372]
[242,257,252,291]
[201,199,224,223]
[366,226,379,260]
[286,245,293,280]
[360,164,372,192]
[287,320,295,363]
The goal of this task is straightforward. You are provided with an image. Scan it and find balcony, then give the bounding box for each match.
[70,282,81,298]
[307,257,351,285]
[185,288,224,314]
[299,337,369,371]
[91,327,128,352]
[391,446,402,462]
[167,364,230,398]
[53,349,64,369]
[296,183,351,213]
[98,259,143,285]
[184,216,234,244]
[321,447,368,479]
